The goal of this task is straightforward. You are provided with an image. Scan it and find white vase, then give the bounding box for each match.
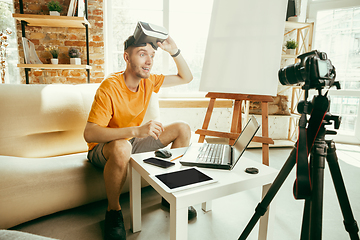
[288,16,298,22]
[49,11,60,16]
[51,58,58,64]
[286,49,296,55]
[70,58,81,65]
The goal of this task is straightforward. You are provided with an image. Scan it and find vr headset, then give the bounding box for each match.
[124,21,168,51]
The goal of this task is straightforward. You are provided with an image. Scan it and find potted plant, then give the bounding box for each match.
[47,1,62,16]
[285,39,298,55]
[68,47,82,65]
[45,46,59,64]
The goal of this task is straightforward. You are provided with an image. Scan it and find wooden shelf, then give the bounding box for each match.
[281,54,297,58]
[13,14,91,28]
[285,21,313,29]
[17,64,92,70]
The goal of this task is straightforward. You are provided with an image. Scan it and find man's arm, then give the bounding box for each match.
[83,120,164,144]
[157,36,193,87]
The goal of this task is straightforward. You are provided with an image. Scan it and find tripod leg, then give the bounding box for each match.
[300,198,311,240]
[300,154,314,240]
[309,140,327,240]
[326,140,360,240]
[238,147,297,240]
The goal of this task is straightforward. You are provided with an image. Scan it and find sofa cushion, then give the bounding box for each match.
[0,84,99,158]
[142,92,161,123]
[0,230,57,240]
[0,153,107,229]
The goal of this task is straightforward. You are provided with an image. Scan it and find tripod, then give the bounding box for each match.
[238,100,359,240]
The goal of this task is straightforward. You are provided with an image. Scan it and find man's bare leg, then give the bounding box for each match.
[101,121,190,212]
[102,139,131,240]
[103,139,132,211]
[159,121,191,149]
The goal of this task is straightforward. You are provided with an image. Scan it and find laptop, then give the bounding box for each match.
[180,115,260,170]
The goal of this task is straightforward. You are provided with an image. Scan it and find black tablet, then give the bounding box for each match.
[150,167,217,193]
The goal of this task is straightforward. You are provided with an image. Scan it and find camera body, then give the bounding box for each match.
[278,50,336,90]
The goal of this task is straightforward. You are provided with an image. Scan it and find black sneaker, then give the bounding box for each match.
[104,210,126,240]
[161,197,197,221]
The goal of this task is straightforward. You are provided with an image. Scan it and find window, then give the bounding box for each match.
[311,4,360,143]
[105,0,214,97]
[105,0,164,76]
[0,0,20,84]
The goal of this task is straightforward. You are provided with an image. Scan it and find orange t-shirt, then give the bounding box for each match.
[87,71,165,150]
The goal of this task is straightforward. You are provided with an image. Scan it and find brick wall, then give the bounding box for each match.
[14,0,104,84]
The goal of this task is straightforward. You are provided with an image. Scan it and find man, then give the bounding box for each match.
[83,33,194,240]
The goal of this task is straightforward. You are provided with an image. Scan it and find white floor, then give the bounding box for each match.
[11,144,360,240]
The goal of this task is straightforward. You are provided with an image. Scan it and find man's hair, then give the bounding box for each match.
[124,35,147,52]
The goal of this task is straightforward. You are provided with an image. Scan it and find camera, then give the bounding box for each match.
[278,50,336,90]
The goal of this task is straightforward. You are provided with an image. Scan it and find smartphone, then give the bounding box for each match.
[143,157,175,168]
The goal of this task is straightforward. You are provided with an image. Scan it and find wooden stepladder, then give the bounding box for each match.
[196,92,275,166]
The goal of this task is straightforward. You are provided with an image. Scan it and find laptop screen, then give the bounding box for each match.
[232,115,260,163]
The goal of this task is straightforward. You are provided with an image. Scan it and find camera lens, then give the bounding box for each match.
[278,62,305,86]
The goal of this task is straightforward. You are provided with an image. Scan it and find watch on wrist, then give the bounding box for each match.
[171,49,181,58]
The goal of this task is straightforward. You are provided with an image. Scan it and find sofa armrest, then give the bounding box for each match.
[142,93,161,123]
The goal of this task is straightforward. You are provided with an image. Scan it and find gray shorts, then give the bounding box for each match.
[87,136,165,168]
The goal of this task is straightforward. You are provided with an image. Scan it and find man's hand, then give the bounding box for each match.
[136,120,164,139]
[157,35,193,88]
[157,36,178,56]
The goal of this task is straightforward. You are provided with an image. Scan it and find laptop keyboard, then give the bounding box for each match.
[197,143,224,164]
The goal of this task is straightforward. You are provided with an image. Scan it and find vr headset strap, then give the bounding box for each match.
[294,95,329,200]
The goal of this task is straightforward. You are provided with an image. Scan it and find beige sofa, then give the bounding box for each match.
[0,83,158,229]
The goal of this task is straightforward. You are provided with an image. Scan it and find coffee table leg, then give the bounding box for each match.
[258,183,276,240]
[170,205,188,240]
[130,165,141,233]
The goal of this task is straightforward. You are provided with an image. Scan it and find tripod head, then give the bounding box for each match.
[296,83,342,136]
[292,82,342,200]
[323,112,341,134]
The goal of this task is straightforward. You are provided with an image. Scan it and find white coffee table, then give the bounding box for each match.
[129,147,278,240]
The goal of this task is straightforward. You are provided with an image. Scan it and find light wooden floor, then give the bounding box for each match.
[11,144,360,240]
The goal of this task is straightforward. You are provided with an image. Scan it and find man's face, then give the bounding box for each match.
[125,43,155,79]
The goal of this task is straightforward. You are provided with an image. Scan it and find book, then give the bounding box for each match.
[77,0,85,17]
[22,37,42,64]
[73,0,78,16]
[22,37,30,64]
[67,0,78,16]
[67,0,76,16]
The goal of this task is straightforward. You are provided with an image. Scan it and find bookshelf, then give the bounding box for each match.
[281,21,314,143]
[283,21,314,60]
[12,14,90,28]
[17,64,92,70]
[13,0,91,84]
